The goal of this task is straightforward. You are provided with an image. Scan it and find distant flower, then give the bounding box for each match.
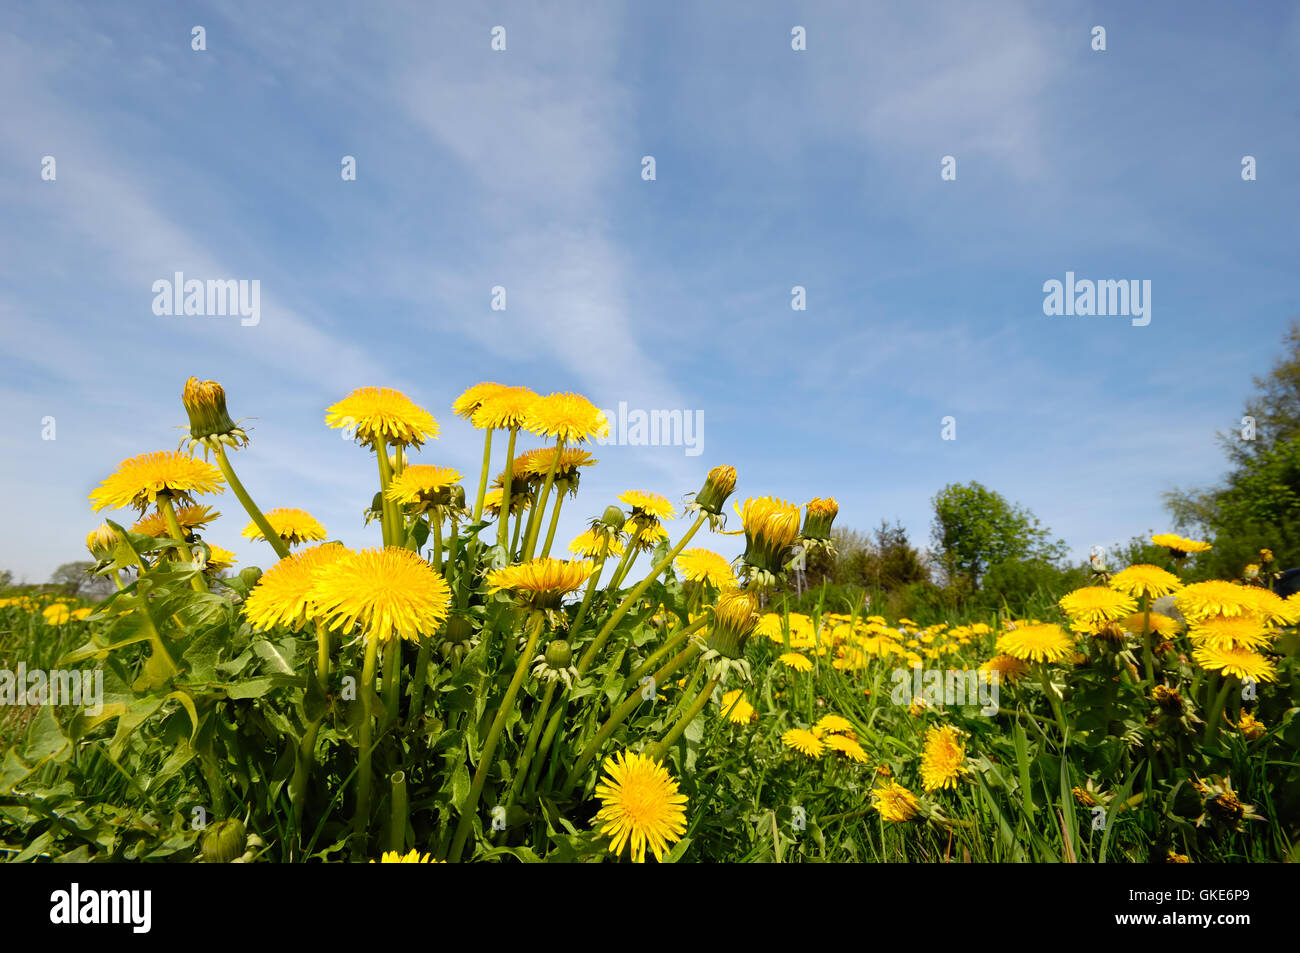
[1109,564,1182,600]
[241,507,327,547]
[778,652,813,673]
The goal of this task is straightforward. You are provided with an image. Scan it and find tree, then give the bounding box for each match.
[49,561,114,600]
[930,481,1066,589]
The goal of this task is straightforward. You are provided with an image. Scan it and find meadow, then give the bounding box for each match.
[0,379,1295,863]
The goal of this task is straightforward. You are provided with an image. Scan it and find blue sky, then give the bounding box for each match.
[2,1,1298,581]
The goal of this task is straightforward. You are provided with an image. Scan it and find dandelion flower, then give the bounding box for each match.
[524,392,609,444]
[452,382,507,420]
[593,751,688,863]
[90,450,225,513]
[920,724,966,792]
[1175,581,1257,624]
[485,558,592,610]
[873,782,920,822]
[996,623,1072,664]
[131,504,221,538]
[1188,614,1273,651]
[241,507,327,547]
[244,543,350,632]
[568,528,625,558]
[326,387,439,448]
[782,728,825,758]
[201,544,237,572]
[814,714,855,735]
[778,652,813,673]
[385,465,463,510]
[718,688,756,724]
[734,496,801,575]
[311,547,451,644]
[1151,533,1212,557]
[675,548,736,588]
[371,850,442,863]
[980,653,1029,683]
[801,497,839,541]
[619,490,677,522]
[1119,612,1182,639]
[43,604,71,626]
[1191,643,1277,682]
[1059,587,1137,629]
[823,733,869,763]
[1109,564,1182,600]
[471,386,540,431]
[1236,711,1265,741]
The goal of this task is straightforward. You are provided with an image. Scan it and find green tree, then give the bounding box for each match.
[930,481,1066,590]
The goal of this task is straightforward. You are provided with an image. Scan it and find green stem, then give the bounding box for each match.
[568,540,610,637]
[498,428,518,550]
[472,428,493,524]
[625,616,706,690]
[158,494,207,592]
[1204,676,1236,744]
[540,480,568,559]
[1141,597,1154,684]
[577,514,706,675]
[1038,665,1068,740]
[523,442,565,560]
[383,639,401,724]
[214,444,289,560]
[508,680,557,807]
[408,636,433,731]
[430,514,443,572]
[389,771,408,853]
[447,612,547,862]
[376,439,397,548]
[352,636,381,843]
[647,673,721,762]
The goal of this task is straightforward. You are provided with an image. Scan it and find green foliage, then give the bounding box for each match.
[930,481,1067,588]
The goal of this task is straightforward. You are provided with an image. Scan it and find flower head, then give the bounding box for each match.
[782,728,824,758]
[485,558,592,610]
[593,751,688,863]
[372,850,441,863]
[568,528,625,559]
[735,496,802,577]
[325,387,439,448]
[131,504,221,539]
[471,386,540,430]
[814,714,855,735]
[689,464,737,518]
[1151,533,1212,558]
[995,623,1072,664]
[385,465,463,513]
[1109,564,1182,600]
[619,490,676,522]
[801,497,839,541]
[90,451,225,513]
[706,588,759,659]
[1191,643,1277,682]
[310,546,451,644]
[1059,587,1138,631]
[181,377,248,453]
[452,382,507,420]
[241,507,328,548]
[1175,581,1257,624]
[718,688,756,724]
[979,653,1030,683]
[243,543,350,632]
[675,548,736,588]
[86,522,125,559]
[920,724,966,792]
[823,733,869,762]
[778,651,813,673]
[524,392,608,444]
[873,782,920,822]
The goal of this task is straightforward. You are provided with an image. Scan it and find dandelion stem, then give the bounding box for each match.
[1141,597,1154,684]
[389,771,408,853]
[408,636,432,731]
[472,428,493,524]
[383,639,401,723]
[647,672,721,762]
[448,612,546,862]
[1204,675,1236,744]
[539,480,568,559]
[523,441,565,560]
[497,428,518,550]
[352,636,381,843]
[376,439,398,548]
[214,444,289,560]
[577,514,706,675]
[508,680,557,808]
[568,537,610,637]
[158,494,206,592]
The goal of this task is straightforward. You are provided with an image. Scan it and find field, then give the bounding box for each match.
[1,380,1296,863]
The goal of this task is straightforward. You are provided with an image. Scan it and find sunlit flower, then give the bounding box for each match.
[782,728,825,758]
[524,392,609,444]
[1236,711,1265,741]
[131,504,221,539]
[718,688,756,724]
[452,382,507,420]
[241,507,327,547]
[486,558,592,610]
[471,385,540,431]
[90,450,225,513]
[996,623,1072,664]
[568,527,625,558]
[86,522,125,559]
[734,495,802,576]
[1187,614,1273,651]
[325,387,439,448]
[801,497,839,541]
[371,849,442,863]
[778,651,813,673]
[181,377,248,453]
[979,653,1029,683]
[43,603,71,626]
[920,724,966,792]
[243,543,350,632]
[201,544,237,572]
[311,546,451,644]
[814,714,855,735]
[594,751,688,863]
[1151,533,1212,558]
[1109,564,1182,600]
[872,781,920,822]
[1191,643,1277,682]
[823,733,868,763]
[619,490,677,522]
[1119,612,1182,639]
[1059,587,1138,630]
[385,465,463,512]
[675,548,736,588]
[1175,581,1257,624]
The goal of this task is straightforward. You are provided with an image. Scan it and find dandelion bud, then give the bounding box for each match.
[737,496,801,576]
[801,497,839,542]
[707,589,759,659]
[599,505,626,532]
[182,377,248,451]
[444,615,474,646]
[86,522,123,560]
[694,465,737,516]
[200,817,247,864]
[544,639,572,669]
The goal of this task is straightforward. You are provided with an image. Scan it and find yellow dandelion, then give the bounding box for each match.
[325,387,439,448]
[523,392,609,444]
[311,547,451,644]
[131,504,221,538]
[1109,564,1183,600]
[1188,614,1273,651]
[241,507,327,547]
[995,623,1073,664]
[1151,533,1212,557]
[625,520,669,553]
[243,543,350,632]
[1119,612,1182,639]
[371,849,442,863]
[90,450,225,513]
[920,724,966,792]
[485,558,592,610]
[518,447,596,481]
[619,490,677,521]
[568,528,625,559]
[1239,586,1300,626]
[43,603,71,626]
[384,465,463,509]
[823,733,869,763]
[873,781,920,822]
[593,751,688,863]
[814,714,855,735]
[782,728,825,758]
[1059,587,1138,629]
[719,689,757,724]
[1235,711,1265,741]
[675,548,736,588]
[452,382,508,420]
[1175,581,1257,624]
[1191,643,1277,682]
[471,386,540,431]
[778,652,813,673]
[201,544,238,572]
